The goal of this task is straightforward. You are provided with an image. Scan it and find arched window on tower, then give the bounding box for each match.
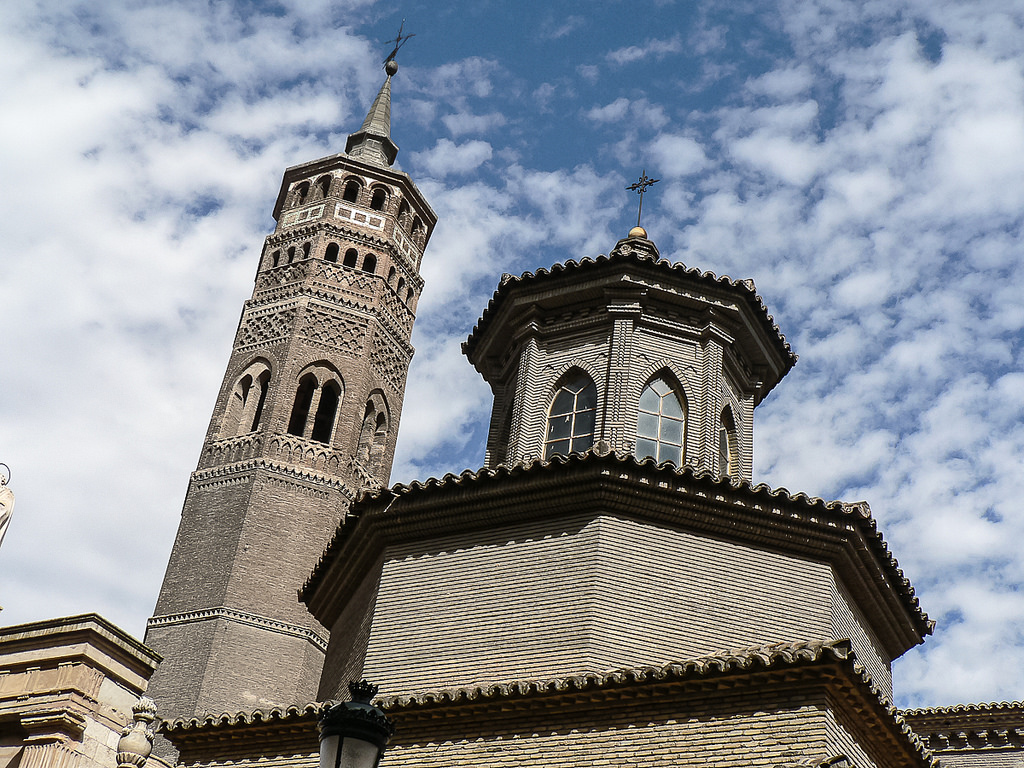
[544,372,597,459]
[271,250,281,268]
[397,199,411,229]
[293,181,310,207]
[223,363,271,437]
[325,243,339,262]
[249,370,270,431]
[302,242,311,259]
[287,374,317,436]
[370,188,388,211]
[636,376,686,466]
[362,254,377,274]
[387,266,396,285]
[406,287,414,303]
[718,406,739,477]
[287,246,296,264]
[310,380,341,443]
[371,413,387,471]
[343,248,358,267]
[343,179,360,203]
[356,394,389,474]
[316,175,331,200]
[397,276,406,295]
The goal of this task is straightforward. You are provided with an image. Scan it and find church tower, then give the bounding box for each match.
[145,58,435,721]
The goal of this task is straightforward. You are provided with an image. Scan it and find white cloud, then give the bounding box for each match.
[412,138,493,177]
[441,111,507,138]
[606,34,683,66]
[649,133,707,177]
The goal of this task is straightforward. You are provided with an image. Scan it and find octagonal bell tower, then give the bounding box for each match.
[145,59,436,723]
[464,230,795,480]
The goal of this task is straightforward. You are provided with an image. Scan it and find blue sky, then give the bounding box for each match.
[2,0,1023,709]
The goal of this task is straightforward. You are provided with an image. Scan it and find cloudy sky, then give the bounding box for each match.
[2,0,1023,710]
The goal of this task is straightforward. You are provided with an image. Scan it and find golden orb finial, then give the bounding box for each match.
[628,226,648,239]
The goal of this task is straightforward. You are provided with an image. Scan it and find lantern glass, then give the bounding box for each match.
[319,734,339,768]
[338,737,381,768]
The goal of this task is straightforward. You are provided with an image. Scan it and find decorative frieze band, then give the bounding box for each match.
[147,607,328,652]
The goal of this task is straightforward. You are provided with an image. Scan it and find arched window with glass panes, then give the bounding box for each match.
[543,372,597,459]
[636,375,686,466]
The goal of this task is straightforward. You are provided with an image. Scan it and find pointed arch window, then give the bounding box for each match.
[636,376,685,466]
[544,372,597,459]
[223,363,271,437]
[310,380,341,443]
[719,407,739,477]
[249,370,270,432]
[316,175,331,200]
[356,394,389,475]
[287,374,317,436]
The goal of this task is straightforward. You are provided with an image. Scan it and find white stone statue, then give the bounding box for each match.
[0,474,14,551]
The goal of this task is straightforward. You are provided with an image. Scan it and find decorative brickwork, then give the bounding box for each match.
[235,306,298,351]
[300,307,368,357]
[145,64,437,728]
[370,328,408,392]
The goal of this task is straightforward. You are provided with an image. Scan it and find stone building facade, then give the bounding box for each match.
[0,615,162,768]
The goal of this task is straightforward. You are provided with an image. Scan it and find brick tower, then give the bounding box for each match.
[145,58,435,721]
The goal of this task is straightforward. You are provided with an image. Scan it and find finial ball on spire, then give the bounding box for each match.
[385,59,399,76]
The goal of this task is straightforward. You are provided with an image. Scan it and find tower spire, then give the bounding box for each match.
[346,59,400,167]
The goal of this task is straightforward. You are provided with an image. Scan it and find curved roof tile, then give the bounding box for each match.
[162,638,933,767]
[463,241,797,371]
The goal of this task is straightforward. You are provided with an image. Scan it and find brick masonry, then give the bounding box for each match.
[145,150,437,723]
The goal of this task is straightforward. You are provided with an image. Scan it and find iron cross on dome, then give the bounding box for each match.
[627,169,660,228]
[383,19,416,66]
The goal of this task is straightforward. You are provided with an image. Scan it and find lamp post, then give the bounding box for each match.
[319,680,395,768]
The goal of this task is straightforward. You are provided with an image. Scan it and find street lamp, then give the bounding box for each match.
[318,680,395,768]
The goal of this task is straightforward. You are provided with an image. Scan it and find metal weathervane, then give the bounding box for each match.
[383,19,415,66]
[627,169,660,228]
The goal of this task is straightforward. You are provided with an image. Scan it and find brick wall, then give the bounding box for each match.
[325,513,858,699]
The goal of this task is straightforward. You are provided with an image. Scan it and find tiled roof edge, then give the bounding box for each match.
[902,701,1024,717]
[463,245,796,368]
[163,700,325,733]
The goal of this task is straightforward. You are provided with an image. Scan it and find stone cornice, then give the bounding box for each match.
[302,451,931,655]
[902,701,1024,752]
[147,607,328,652]
[0,614,161,692]
[190,456,351,492]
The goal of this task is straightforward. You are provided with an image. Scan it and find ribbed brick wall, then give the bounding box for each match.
[333,514,864,699]
[830,577,891,697]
